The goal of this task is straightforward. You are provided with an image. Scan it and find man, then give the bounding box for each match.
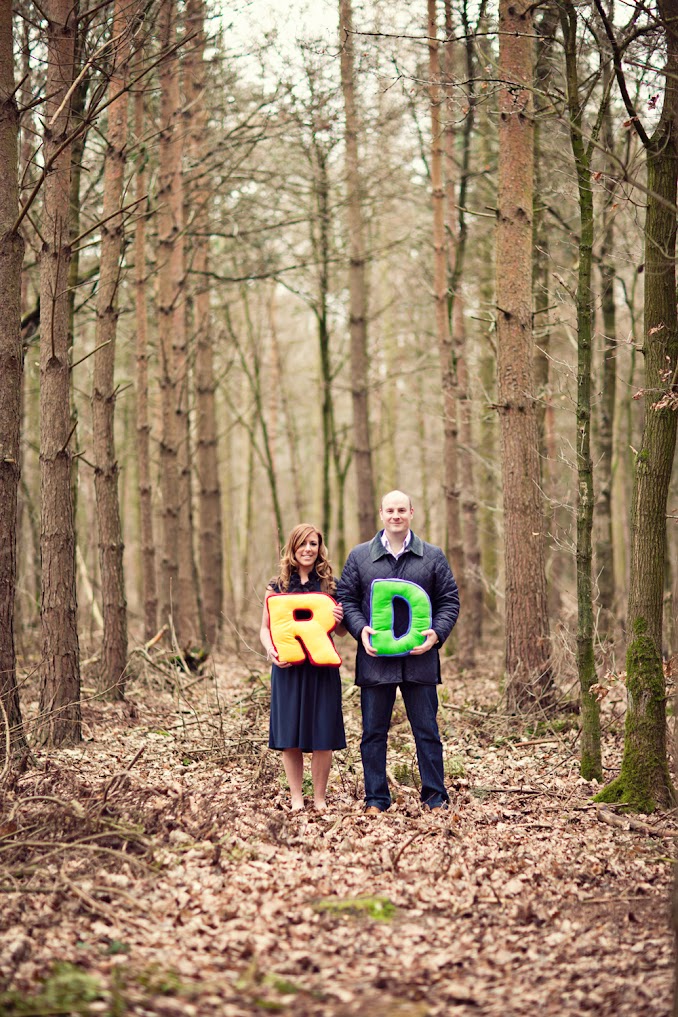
[336,490,460,814]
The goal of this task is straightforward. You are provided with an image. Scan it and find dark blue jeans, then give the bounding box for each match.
[360,682,449,810]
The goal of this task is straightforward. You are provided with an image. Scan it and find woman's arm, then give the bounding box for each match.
[260,588,278,660]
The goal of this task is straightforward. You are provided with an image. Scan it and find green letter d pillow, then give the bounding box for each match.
[369,579,432,655]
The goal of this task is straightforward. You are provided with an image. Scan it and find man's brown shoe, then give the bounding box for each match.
[364,806,382,816]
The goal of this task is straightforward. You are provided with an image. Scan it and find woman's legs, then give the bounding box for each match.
[311,750,332,810]
[282,749,304,810]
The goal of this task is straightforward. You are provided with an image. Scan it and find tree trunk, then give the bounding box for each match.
[339,0,376,542]
[314,143,336,542]
[426,0,464,597]
[37,0,81,746]
[596,0,678,811]
[186,0,224,649]
[496,0,552,712]
[560,1,602,780]
[133,54,158,643]
[92,0,132,697]
[533,6,563,619]
[0,0,27,756]
[454,296,483,648]
[268,289,304,521]
[66,67,88,540]
[443,0,482,657]
[157,0,202,648]
[595,62,618,645]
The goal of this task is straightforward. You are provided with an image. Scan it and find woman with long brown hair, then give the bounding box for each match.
[260,524,346,812]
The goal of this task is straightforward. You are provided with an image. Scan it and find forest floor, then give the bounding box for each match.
[0,637,676,1017]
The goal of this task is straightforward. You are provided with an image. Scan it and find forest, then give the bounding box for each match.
[0,0,677,1014]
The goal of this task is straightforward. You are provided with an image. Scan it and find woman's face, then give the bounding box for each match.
[294,532,320,569]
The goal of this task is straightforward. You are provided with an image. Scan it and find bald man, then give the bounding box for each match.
[336,491,460,814]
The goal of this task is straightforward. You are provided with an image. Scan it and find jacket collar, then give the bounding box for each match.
[369,531,424,561]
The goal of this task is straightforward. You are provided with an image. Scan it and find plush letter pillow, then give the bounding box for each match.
[267,593,342,666]
[369,579,433,656]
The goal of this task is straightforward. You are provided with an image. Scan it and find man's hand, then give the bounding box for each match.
[332,602,344,625]
[360,626,379,657]
[409,629,439,655]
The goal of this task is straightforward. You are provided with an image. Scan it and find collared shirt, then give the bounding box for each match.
[380,528,412,560]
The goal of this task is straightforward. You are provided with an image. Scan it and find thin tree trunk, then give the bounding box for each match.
[314,143,334,540]
[268,289,304,520]
[475,48,499,618]
[133,58,158,643]
[454,296,483,646]
[92,0,132,697]
[0,0,27,756]
[185,0,224,648]
[443,0,483,656]
[339,0,376,541]
[66,69,88,523]
[533,6,563,618]
[595,60,618,644]
[37,0,81,746]
[595,0,678,812]
[426,0,464,595]
[157,1,202,648]
[496,0,552,712]
[560,1,602,780]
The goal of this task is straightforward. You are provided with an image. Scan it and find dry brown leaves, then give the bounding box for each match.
[0,649,674,1016]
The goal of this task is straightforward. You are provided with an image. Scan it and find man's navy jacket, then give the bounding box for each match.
[336,531,460,687]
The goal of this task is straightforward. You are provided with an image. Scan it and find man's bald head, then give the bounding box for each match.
[380,490,413,511]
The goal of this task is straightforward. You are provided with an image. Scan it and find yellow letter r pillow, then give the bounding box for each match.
[267,593,342,666]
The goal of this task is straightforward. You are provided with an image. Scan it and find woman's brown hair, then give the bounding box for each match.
[276,523,336,594]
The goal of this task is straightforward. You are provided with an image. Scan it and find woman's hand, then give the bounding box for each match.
[266,646,292,669]
[332,602,344,625]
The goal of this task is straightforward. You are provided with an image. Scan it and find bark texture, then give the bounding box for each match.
[443,0,483,663]
[92,0,132,697]
[596,0,678,811]
[38,0,81,746]
[495,0,552,711]
[339,0,376,543]
[186,0,223,648]
[0,0,27,756]
[594,61,618,642]
[427,0,463,596]
[561,1,601,780]
[157,0,202,648]
[134,55,158,643]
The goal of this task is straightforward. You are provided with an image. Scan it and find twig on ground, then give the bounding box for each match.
[391,829,440,872]
[595,805,670,839]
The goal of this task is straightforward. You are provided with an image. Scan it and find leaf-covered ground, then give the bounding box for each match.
[1,646,675,1016]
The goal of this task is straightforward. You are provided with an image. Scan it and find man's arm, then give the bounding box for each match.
[430,550,460,646]
[335,552,369,641]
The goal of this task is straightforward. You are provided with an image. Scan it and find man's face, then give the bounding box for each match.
[379,493,413,536]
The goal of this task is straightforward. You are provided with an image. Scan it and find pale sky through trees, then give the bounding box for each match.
[227,0,338,71]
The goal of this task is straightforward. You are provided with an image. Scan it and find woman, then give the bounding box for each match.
[260,524,346,812]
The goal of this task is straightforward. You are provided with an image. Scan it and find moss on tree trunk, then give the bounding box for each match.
[595,621,674,812]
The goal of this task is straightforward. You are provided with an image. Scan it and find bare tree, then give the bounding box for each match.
[185,0,224,647]
[157,0,202,648]
[92,0,136,696]
[133,49,158,643]
[0,0,27,756]
[339,0,376,542]
[495,0,552,711]
[37,0,82,746]
[426,0,464,606]
[559,0,603,779]
[595,0,678,811]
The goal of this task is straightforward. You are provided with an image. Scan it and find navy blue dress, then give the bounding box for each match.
[268,570,346,752]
